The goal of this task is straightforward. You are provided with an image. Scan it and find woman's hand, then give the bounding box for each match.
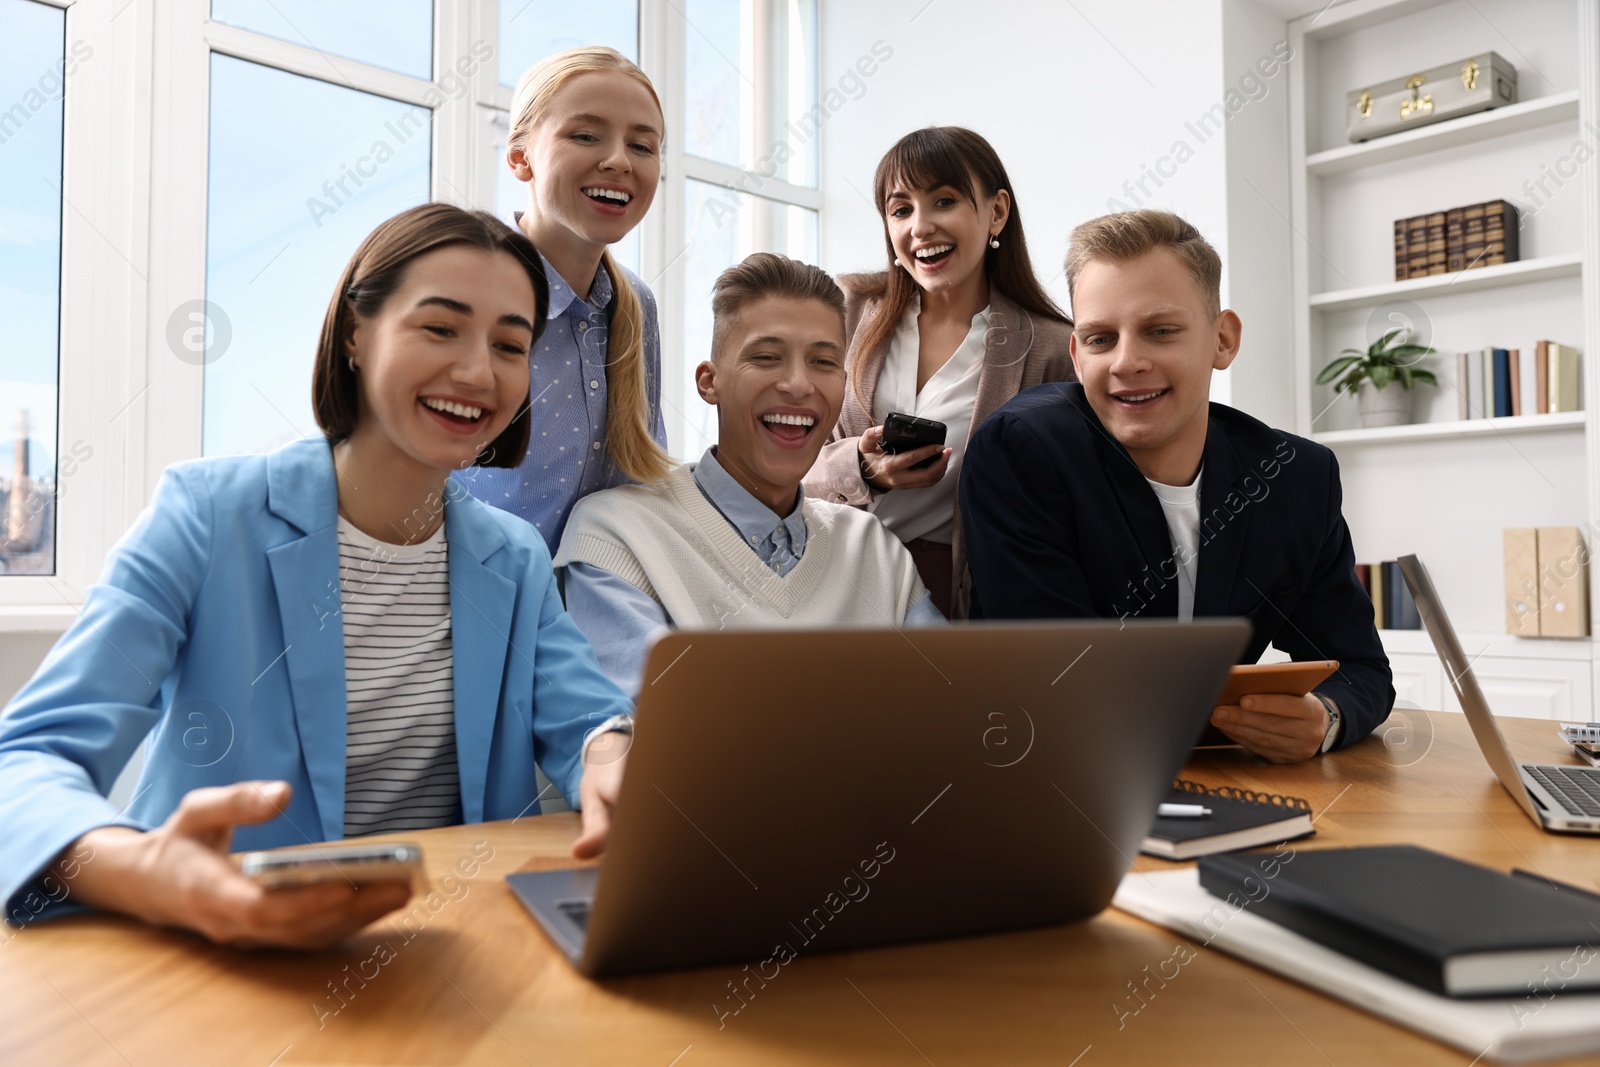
[58,781,411,948]
[572,731,631,860]
[858,425,952,492]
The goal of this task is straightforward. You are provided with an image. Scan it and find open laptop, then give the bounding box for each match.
[1399,554,1600,834]
[508,619,1250,977]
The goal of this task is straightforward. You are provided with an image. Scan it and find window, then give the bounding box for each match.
[677,181,818,452]
[668,0,821,456]
[210,0,435,80]
[0,0,66,576]
[0,0,826,610]
[202,55,432,457]
[497,0,637,86]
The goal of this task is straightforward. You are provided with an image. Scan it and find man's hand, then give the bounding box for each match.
[572,731,632,860]
[859,425,951,492]
[1211,693,1330,763]
[59,781,412,948]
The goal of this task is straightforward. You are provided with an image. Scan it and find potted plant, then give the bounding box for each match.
[1317,327,1438,428]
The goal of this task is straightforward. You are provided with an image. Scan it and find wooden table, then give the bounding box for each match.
[5,712,1599,1066]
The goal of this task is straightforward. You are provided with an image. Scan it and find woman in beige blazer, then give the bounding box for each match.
[804,127,1074,618]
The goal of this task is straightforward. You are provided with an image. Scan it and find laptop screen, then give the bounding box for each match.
[1396,555,1543,823]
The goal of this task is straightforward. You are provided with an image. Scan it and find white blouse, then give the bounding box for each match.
[869,296,990,544]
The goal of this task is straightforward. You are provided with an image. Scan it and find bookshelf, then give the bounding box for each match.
[1308,254,1583,313]
[1286,0,1600,720]
[1312,410,1585,447]
[1304,90,1581,177]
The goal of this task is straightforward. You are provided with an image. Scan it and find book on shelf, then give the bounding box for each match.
[1462,350,1486,419]
[1507,348,1523,416]
[1406,214,1430,279]
[1549,342,1582,413]
[1425,211,1447,275]
[1516,346,1535,417]
[1445,206,1465,272]
[1385,560,1422,629]
[1142,781,1315,861]
[1492,348,1512,417]
[1481,199,1519,267]
[1370,564,1385,630]
[1393,219,1409,282]
[1483,348,1499,417]
[1461,201,1486,268]
[1363,561,1419,630]
[1536,340,1550,414]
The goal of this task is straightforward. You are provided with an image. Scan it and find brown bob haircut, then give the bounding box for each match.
[710,252,846,360]
[311,202,549,469]
[1064,209,1223,322]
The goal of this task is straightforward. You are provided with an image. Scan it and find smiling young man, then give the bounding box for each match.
[553,253,940,704]
[960,210,1391,763]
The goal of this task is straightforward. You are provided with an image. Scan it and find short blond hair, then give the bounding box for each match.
[1064,210,1222,321]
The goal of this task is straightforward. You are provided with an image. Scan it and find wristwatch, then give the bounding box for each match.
[1314,693,1342,754]
[581,713,635,764]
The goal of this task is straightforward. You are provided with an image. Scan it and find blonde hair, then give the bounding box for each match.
[1064,210,1222,321]
[508,46,671,484]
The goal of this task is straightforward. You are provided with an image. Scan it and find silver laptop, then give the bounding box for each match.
[1399,554,1600,833]
[508,619,1250,976]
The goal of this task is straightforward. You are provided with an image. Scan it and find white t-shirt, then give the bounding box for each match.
[869,295,989,544]
[1145,470,1203,621]
[336,515,461,837]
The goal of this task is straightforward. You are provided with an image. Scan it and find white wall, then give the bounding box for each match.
[817,0,1232,323]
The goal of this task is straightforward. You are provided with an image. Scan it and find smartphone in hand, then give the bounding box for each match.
[236,842,423,889]
[881,412,948,470]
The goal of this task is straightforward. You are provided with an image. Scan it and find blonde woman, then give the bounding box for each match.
[457,47,672,551]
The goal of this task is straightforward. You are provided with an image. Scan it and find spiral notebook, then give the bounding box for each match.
[1141,780,1315,860]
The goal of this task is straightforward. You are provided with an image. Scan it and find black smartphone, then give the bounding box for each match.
[880,412,948,470]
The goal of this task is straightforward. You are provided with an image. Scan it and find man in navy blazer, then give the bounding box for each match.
[961,210,1391,762]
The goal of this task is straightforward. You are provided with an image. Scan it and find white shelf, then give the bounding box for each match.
[1312,411,1585,446]
[1306,91,1581,177]
[1308,254,1583,313]
[1379,627,1593,662]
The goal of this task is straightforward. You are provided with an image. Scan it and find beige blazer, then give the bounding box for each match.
[802,274,1075,617]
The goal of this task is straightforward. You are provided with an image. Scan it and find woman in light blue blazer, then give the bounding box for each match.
[0,204,632,947]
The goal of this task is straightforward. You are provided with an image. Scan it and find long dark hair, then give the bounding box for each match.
[851,127,1070,392]
[312,202,548,469]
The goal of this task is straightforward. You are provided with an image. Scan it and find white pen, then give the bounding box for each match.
[1158,803,1212,819]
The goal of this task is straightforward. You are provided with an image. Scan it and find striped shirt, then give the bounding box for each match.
[337,515,462,837]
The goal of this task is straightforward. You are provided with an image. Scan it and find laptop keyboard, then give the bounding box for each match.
[556,899,592,931]
[1527,765,1600,817]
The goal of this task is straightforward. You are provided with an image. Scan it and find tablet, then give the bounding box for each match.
[1215,660,1340,706]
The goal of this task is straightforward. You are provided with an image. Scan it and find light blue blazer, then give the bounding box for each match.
[0,437,629,922]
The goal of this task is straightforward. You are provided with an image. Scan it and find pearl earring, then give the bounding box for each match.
[989,234,1001,249]
[347,357,356,372]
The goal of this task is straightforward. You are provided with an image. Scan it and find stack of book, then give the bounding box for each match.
[1393,200,1518,280]
[1455,342,1581,419]
[1356,561,1420,630]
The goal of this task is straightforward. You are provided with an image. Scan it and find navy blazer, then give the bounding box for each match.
[960,382,1392,749]
[0,437,629,923]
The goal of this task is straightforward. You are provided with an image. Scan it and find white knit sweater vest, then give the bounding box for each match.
[553,465,927,628]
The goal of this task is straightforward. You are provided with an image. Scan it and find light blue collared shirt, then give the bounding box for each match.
[454,248,666,553]
[565,448,944,696]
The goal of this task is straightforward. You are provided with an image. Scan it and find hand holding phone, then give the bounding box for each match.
[880,412,948,470]
[237,842,424,889]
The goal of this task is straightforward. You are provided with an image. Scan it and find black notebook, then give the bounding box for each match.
[1141,780,1314,860]
[1200,845,1600,997]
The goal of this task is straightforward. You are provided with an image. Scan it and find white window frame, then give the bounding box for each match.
[0,0,821,627]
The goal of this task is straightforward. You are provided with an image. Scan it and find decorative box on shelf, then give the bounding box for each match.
[1347,52,1517,143]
